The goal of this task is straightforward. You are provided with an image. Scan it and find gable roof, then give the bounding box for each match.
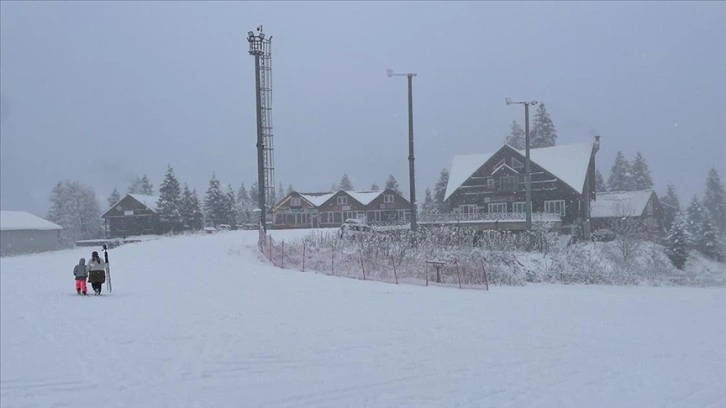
[0,211,62,231]
[299,192,336,207]
[103,194,160,217]
[347,191,385,205]
[445,142,594,200]
[277,189,403,210]
[590,190,655,218]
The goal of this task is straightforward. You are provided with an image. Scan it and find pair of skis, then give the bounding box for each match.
[102,244,113,294]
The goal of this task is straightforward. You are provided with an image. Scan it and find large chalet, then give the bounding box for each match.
[442,137,600,235]
[272,189,411,229]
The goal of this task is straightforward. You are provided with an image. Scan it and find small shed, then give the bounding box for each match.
[0,211,63,256]
[590,190,663,231]
[102,194,162,238]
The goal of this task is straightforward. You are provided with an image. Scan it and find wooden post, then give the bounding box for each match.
[268,235,272,264]
[360,249,366,280]
[281,240,284,269]
[391,255,398,284]
[455,260,462,289]
[302,242,306,272]
[425,263,428,286]
[481,260,489,291]
[331,248,335,275]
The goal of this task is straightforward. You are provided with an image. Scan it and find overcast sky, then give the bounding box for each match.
[1,1,724,215]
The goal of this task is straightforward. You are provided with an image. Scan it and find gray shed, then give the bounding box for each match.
[0,211,63,256]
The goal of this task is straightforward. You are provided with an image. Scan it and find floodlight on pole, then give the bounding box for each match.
[387,68,418,234]
[505,98,538,231]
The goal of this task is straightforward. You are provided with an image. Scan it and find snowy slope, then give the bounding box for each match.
[2,230,725,408]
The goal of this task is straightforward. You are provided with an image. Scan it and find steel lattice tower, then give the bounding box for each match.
[248,26,276,211]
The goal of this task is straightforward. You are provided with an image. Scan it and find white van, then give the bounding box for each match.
[339,218,373,238]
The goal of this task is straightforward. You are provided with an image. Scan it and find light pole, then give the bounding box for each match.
[506,98,538,230]
[387,68,418,233]
[248,28,266,232]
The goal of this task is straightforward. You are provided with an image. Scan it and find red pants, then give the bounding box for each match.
[75,280,87,293]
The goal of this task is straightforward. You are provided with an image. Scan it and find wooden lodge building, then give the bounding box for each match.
[272,189,412,229]
[102,194,162,238]
[443,137,600,236]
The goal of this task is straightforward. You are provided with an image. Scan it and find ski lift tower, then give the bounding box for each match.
[247,26,276,231]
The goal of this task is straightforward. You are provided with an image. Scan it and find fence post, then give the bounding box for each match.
[425,263,428,287]
[302,242,306,272]
[268,235,272,264]
[481,260,489,291]
[391,255,398,284]
[281,240,284,269]
[360,249,366,280]
[455,259,462,289]
[331,248,335,275]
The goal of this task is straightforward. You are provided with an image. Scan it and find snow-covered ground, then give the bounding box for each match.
[2,230,725,408]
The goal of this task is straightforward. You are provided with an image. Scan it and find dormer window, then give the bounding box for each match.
[337,196,347,205]
[384,194,394,204]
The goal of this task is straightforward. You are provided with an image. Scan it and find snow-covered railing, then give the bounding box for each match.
[418,212,562,223]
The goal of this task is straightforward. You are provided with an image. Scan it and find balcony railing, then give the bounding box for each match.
[418,212,562,224]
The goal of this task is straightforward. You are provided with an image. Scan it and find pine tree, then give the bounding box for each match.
[249,181,259,207]
[631,152,653,190]
[661,183,680,231]
[385,175,402,195]
[594,170,606,192]
[237,183,250,209]
[286,184,294,196]
[224,185,237,226]
[433,168,450,213]
[698,208,721,260]
[204,174,225,227]
[703,168,726,233]
[276,182,284,204]
[47,180,102,245]
[107,188,121,208]
[685,195,704,246]
[530,103,557,148]
[422,188,435,214]
[339,174,354,191]
[157,166,183,233]
[664,210,691,269]
[179,184,195,231]
[128,175,154,195]
[370,183,380,191]
[189,189,204,230]
[607,151,633,191]
[505,121,525,149]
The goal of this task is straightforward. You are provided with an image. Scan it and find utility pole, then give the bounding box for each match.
[388,69,418,233]
[506,98,538,230]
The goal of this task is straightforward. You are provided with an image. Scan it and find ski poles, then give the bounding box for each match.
[103,244,112,294]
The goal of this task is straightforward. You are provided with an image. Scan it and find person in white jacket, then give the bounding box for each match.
[87,251,107,295]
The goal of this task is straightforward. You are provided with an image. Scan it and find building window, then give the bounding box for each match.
[487,178,495,189]
[291,197,301,207]
[512,157,524,169]
[500,176,517,191]
[459,204,477,214]
[544,200,566,216]
[337,196,347,205]
[488,203,507,213]
[333,212,343,224]
[513,202,526,213]
[384,194,394,204]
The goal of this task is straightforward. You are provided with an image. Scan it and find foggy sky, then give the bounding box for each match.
[1,1,725,215]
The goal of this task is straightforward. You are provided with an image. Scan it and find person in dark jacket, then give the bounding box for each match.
[87,251,106,295]
[73,258,87,295]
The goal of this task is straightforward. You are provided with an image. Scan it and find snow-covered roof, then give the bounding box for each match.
[445,152,495,201]
[128,194,160,213]
[346,191,383,205]
[299,192,336,207]
[591,190,655,218]
[445,142,594,200]
[0,211,62,231]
